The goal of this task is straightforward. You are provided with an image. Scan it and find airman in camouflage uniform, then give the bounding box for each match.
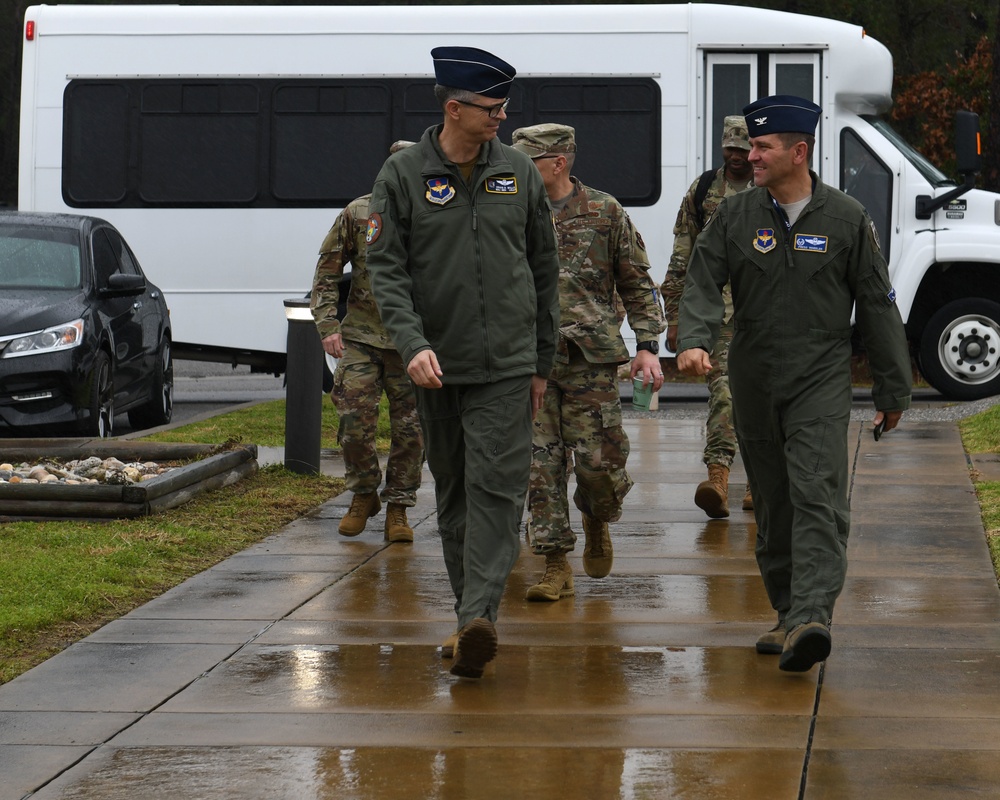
[512,123,666,602]
[661,115,754,519]
[310,140,423,543]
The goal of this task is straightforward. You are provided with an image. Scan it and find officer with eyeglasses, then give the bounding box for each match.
[366,46,561,681]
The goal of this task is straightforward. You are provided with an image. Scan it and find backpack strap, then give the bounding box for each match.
[693,168,717,230]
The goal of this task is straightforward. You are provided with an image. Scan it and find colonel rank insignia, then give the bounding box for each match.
[426,178,456,205]
[754,228,776,253]
[485,177,518,193]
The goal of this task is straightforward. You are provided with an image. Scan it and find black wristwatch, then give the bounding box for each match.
[636,340,659,355]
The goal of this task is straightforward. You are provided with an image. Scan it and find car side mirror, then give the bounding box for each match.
[955,110,982,176]
[104,272,146,295]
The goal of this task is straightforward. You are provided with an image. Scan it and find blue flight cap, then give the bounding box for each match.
[743,95,821,137]
[431,46,516,99]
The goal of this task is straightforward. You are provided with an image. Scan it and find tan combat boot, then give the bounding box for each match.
[582,513,613,578]
[694,464,730,518]
[742,482,754,511]
[525,552,575,601]
[384,503,414,543]
[338,492,380,536]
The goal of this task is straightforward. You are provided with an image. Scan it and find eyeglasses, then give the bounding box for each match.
[455,97,510,119]
[532,155,560,160]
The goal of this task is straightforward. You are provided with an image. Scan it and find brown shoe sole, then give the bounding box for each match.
[449,618,498,679]
[694,482,729,518]
[779,624,832,672]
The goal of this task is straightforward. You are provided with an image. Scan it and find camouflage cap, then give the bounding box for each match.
[721,115,751,151]
[389,140,415,154]
[510,123,577,158]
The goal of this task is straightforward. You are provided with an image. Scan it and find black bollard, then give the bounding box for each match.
[283,298,323,474]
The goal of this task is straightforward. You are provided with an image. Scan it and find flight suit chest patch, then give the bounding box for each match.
[485,177,518,194]
[753,229,777,253]
[794,233,829,253]
[426,178,456,205]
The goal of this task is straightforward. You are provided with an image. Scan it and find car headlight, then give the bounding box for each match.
[0,319,85,358]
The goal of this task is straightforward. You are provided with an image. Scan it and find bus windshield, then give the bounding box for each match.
[863,116,953,188]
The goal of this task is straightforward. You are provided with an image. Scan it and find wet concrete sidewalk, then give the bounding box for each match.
[3,417,1000,799]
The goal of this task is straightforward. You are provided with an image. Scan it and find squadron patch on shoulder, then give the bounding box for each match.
[426,178,456,205]
[793,233,829,253]
[868,220,882,253]
[485,177,518,194]
[753,228,776,253]
[365,213,382,245]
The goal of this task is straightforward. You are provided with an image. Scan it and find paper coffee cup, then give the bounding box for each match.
[632,377,654,411]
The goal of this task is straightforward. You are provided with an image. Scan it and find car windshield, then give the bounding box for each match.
[0,225,82,289]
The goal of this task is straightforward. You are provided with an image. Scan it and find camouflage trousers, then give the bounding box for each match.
[527,351,634,554]
[705,320,736,468]
[331,341,423,506]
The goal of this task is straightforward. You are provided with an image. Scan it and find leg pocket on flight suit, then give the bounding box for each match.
[478,394,529,484]
[789,419,831,483]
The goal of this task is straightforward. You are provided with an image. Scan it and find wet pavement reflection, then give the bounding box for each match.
[3,419,1000,799]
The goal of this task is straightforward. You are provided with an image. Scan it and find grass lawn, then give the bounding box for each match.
[959,406,1000,582]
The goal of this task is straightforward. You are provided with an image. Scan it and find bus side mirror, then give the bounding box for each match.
[955,110,982,176]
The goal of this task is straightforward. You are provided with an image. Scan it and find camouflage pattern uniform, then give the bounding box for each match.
[310,194,423,506]
[527,177,665,553]
[662,168,753,469]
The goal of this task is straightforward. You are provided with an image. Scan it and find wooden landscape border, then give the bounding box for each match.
[0,440,258,520]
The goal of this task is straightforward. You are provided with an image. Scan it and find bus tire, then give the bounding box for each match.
[918,298,1000,400]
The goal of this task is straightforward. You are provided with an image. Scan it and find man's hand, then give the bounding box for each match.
[873,409,903,434]
[530,375,548,419]
[321,333,344,358]
[676,347,712,376]
[407,349,444,388]
[630,350,664,392]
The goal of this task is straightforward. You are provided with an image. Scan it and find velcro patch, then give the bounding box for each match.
[793,234,828,253]
[365,213,382,245]
[486,177,518,194]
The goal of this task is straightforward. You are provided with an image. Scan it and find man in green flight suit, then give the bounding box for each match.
[677,95,912,672]
[366,47,560,680]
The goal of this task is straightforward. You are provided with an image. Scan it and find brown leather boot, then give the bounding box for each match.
[338,492,380,536]
[384,503,414,543]
[582,514,613,578]
[742,482,754,511]
[694,464,730,518]
[525,552,575,601]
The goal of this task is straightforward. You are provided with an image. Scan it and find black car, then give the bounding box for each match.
[0,212,172,437]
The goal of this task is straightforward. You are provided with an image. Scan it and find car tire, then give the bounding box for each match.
[918,298,1000,400]
[128,338,174,429]
[79,350,114,438]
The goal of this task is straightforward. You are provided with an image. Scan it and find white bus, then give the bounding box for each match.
[18,3,998,398]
